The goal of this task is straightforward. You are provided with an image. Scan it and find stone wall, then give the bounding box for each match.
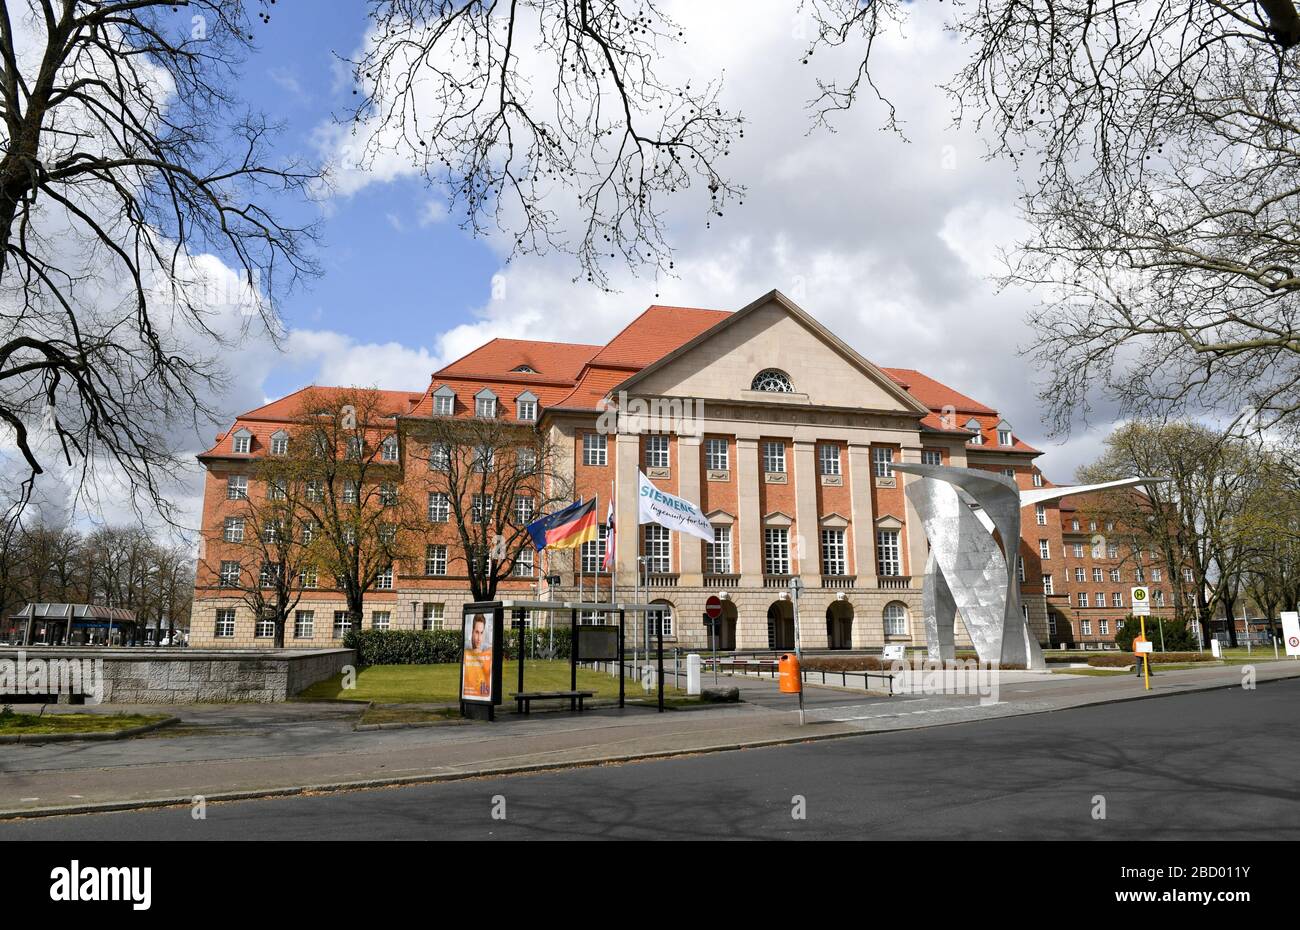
[0,648,354,704]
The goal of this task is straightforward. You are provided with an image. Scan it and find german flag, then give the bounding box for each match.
[525,498,599,551]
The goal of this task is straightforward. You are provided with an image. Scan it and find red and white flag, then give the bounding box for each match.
[602,497,616,572]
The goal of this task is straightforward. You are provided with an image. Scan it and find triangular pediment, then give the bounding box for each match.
[615,291,928,416]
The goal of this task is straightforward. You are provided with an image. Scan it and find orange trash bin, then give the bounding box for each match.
[778,653,802,693]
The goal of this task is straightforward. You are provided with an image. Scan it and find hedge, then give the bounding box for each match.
[1114,615,1198,652]
[343,628,572,665]
[1087,651,1212,667]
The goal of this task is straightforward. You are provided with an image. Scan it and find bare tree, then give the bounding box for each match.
[259,388,422,634]
[411,404,570,602]
[346,0,744,290]
[802,1,1300,436]
[0,0,319,525]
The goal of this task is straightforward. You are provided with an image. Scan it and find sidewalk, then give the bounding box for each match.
[2,659,1296,819]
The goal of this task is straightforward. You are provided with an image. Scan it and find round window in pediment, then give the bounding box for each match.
[751,369,794,393]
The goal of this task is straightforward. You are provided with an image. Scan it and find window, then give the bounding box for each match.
[514,495,534,526]
[434,393,454,416]
[255,614,276,638]
[1089,520,1097,532]
[513,549,534,577]
[883,603,908,637]
[1081,620,1092,636]
[271,433,288,456]
[751,369,793,393]
[1036,504,1046,526]
[259,562,281,588]
[647,603,674,637]
[428,492,450,522]
[998,428,1012,446]
[333,612,352,639]
[872,446,894,478]
[379,482,399,507]
[421,603,444,631]
[1134,566,1146,582]
[643,524,672,574]
[922,449,942,466]
[1032,472,1043,487]
[876,530,901,576]
[705,438,729,470]
[473,445,494,473]
[1152,568,1163,582]
[705,526,732,574]
[430,442,451,470]
[1071,519,1080,531]
[1075,567,1086,582]
[215,608,236,638]
[1042,574,1054,595]
[294,610,314,639]
[1093,567,1103,583]
[762,441,785,473]
[219,561,240,587]
[1108,544,1119,558]
[1183,568,1195,584]
[1002,468,1015,479]
[425,545,447,576]
[645,435,669,469]
[1073,542,1085,557]
[1112,592,1123,608]
[1077,593,1088,608]
[1039,539,1050,560]
[299,567,318,589]
[517,399,537,422]
[232,433,251,454]
[371,611,391,631]
[1100,619,1110,636]
[1110,568,1121,583]
[342,480,359,504]
[382,436,399,461]
[818,444,840,476]
[764,528,790,575]
[472,494,493,523]
[1017,557,1026,582]
[581,524,608,573]
[1105,521,1114,532]
[223,517,244,543]
[820,528,846,576]
[1094,592,1105,607]
[306,479,324,502]
[227,475,248,500]
[347,436,364,460]
[374,565,393,590]
[1048,613,1057,635]
[516,447,537,475]
[476,395,497,418]
[583,432,607,466]
[1154,590,1165,607]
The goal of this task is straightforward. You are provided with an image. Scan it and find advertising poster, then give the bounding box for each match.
[460,604,503,705]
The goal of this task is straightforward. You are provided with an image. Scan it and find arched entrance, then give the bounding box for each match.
[826,601,854,649]
[714,600,738,651]
[767,600,795,650]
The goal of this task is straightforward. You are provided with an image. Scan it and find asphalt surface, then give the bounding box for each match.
[3,676,1296,840]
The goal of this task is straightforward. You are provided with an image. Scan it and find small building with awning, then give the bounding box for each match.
[2,603,141,646]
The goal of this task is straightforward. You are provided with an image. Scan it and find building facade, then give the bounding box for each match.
[191,290,1176,651]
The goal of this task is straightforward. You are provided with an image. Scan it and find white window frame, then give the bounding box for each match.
[232,433,251,454]
[223,517,244,543]
[705,438,729,470]
[517,399,537,422]
[876,529,901,577]
[227,475,248,500]
[705,526,732,574]
[642,524,672,574]
[294,610,315,639]
[762,441,786,473]
[1039,539,1050,560]
[583,432,607,466]
[883,603,908,637]
[219,561,240,587]
[428,492,450,522]
[872,446,895,478]
[1036,504,1047,526]
[764,527,790,576]
[214,608,236,638]
[818,444,841,476]
[425,545,447,576]
[820,528,847,576]
[921,449,942,467]
[645,435,670,469]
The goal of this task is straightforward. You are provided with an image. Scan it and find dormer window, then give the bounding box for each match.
[996,420,1014,446]
[512,365,537,373]
[270,431,288,456]
[964,418,983,445]
[433,385,456,416]
[231,430,251,454]
[474,388,498,418]
[751,369,794,393]
[516,391,538,422]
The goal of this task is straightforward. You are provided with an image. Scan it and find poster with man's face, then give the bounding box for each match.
[461,611,495,702]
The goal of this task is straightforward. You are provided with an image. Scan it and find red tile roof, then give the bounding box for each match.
[587,306,731,369]
[881,367,997,415]
[435,338,600,382]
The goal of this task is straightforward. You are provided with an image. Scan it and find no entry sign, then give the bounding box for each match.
[1282,612,1300,658]
[705,596,722,620]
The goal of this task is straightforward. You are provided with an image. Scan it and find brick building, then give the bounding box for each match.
[191,290,1177,650]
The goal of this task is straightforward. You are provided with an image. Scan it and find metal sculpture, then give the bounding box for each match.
[894,464,1163,670]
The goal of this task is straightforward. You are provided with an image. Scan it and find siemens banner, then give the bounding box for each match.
[638,471,715,542]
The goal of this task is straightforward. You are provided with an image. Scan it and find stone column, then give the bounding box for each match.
[792,440,821,586]
[847,443,877,586]
[615,432,641,591]
[900,445,929,583]
[736,438,762,587]
[677,434,703,585]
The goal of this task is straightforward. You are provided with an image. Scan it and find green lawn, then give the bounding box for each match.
[0,712,169,736]
[298,660,684,705]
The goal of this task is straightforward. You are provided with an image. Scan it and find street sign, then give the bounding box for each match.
[1282,611,1300,658]
[1131,586,1151,616]
[705,595,722,620]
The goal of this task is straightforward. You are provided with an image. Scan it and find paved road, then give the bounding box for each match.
[4,677,1295,840]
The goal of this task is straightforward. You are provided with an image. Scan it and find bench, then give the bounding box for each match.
[511,690,596,714]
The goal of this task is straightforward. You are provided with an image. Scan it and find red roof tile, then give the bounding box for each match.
[587,306,731,369]
[436,338,600,382]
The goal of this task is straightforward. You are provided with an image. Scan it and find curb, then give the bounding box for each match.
[1,671,1294,820]
[0,716,180,746]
